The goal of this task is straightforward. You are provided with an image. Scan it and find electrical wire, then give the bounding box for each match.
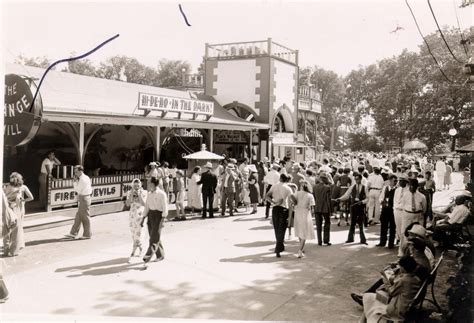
[452,0,470,58]
[427,0,465,64]
[405,0,454,83]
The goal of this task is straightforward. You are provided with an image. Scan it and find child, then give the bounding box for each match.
[174,170,186,221]
[242,180,251,213]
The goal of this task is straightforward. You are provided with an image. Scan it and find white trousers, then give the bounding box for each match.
[367,190,381,223]
[398,211,423,256]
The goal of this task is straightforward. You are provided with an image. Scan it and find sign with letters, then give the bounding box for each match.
[215,130,247,143]
[4,74,43,146]
[138,92,214,116]
[50,184,122,206]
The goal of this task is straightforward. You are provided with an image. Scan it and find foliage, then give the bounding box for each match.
[156,59,191,88]
[347,130,383,152]
[15,55,52,69]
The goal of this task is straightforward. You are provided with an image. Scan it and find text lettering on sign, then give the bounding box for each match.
[138,92,214,116]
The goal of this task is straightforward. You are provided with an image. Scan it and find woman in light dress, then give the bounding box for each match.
[444,163,452,190]
[187,166,202,213]
[2,172,34,257]
[290,180,315,258]
[174,170,186,221]
[125,178,147,258]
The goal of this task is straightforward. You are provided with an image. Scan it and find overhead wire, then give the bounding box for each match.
[427,0,465,64]
[405,0,454,83]
[452,0,470,58]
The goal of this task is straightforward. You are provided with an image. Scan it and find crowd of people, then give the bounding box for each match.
[1,150,471,312]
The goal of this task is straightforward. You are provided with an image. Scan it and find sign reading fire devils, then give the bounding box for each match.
[4,74,43,146]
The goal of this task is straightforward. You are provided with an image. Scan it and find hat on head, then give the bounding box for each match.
[149,162,158,167]
[459,190,472,198]
[227,164,235,170]
[409,224,426,238]
[263,157,269,162]
[229,158,237,164]
[398,173,409,181]
[74,165,84,171]
[272,163,280,169]
[319,172,328,179]
[204,162,213,169]
[248,164,258,173]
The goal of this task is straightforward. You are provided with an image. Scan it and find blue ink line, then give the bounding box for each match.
[179,4,191,27]
[29,34,120,112]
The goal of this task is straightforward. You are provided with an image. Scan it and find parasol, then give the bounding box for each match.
[456,141,474,153]
[402,139,427,151]
[183,144,225,160]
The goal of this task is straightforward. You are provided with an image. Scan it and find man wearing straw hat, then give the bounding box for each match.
[221,164,237,217]
[198,162,218,219]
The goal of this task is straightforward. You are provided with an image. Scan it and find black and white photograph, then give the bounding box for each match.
[1,0,473,322]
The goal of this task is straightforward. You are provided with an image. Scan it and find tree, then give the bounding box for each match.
[156,59,191,88]
[15,55,52,69]
[63,58,98,77]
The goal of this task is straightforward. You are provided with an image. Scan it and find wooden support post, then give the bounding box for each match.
[209,128,214,152]
[79,121,85,165]
[155,126,161,161]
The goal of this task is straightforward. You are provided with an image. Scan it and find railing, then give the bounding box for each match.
[206,39,298,65]
[299,85,321,101]
[184,73,204,88]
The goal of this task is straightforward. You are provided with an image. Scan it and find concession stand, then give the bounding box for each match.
[4,63,268,218]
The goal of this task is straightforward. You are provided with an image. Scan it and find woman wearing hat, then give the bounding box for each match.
[145,162,159,191]
[290,180,315,258]
[188,166,203,214]
[247,165,260,214]
[125,178,147,258]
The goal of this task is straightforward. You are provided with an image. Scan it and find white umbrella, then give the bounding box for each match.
[183,144,225,160]
[402,139,427,151]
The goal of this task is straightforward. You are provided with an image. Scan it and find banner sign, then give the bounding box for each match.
[138,92,214,116]
[4,74,43,146]
[215,130,247,143]
[50,184,121,206]
[272,132,295,145]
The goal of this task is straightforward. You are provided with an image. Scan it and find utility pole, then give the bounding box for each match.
[329,107,337,152]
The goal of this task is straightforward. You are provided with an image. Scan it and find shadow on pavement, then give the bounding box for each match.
[249,225,273,231]
[25,238,83,247]
[234,241,275,248]
[56,257,131,273]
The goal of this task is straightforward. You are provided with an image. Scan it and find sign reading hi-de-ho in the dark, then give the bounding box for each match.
[4,74,43,146]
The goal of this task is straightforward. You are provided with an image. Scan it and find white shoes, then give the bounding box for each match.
[297,250,305,258]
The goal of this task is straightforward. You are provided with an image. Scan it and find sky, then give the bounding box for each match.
[1,0,472,76]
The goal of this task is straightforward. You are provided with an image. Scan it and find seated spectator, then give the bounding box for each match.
[432,195,470,246]
[360,256,421,323]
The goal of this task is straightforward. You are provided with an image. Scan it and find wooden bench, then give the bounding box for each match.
[377,253,444,323]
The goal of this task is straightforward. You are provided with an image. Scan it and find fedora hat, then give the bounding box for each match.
[248,164,258,173]
[204,162,213,169]
[227,164,235,170]
[409,224,426,238]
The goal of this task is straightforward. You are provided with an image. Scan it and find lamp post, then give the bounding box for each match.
[449,128,457,152]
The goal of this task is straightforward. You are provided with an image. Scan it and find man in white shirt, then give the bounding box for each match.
[435,158,446,191]
[264,163,281,219]
[367,167,384,225]
[65,165,92,239]
[266,174,293,258]
[433,195,470,245]
[394,174,409,256]
[399,179,427,252]
[39,150,61,209]
[141,176,168,268]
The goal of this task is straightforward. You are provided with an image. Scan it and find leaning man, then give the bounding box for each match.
[39,150,61,209]
[65,165,92,239]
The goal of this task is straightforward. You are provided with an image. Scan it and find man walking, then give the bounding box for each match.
[198,162,218,219]
[141,177,168,269]
[394,174,409,256]
[65,165,92,239]
[221,164,237,217]
[313,172,332,246]
[264,163,281,219]
[337,172,367,245]
[377,174,397,248]
[266,174,293,257]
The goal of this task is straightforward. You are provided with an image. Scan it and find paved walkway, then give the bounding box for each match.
[0,173,465,322]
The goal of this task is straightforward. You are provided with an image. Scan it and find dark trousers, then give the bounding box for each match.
[380,207,396,247]
[143,210,165,262]
[202,192,214,217]
[347,205,366,243]
[265,185,273,218]
[365,278,384,293]
[315,212,331,244]
[272,206,288,253]
[221,190,235,216]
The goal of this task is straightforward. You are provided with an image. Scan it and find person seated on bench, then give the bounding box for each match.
[359,255,421,323]
[432,195,470,246]
[351,224,434,307]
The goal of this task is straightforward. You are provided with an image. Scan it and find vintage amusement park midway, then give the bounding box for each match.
[1,1,474,322]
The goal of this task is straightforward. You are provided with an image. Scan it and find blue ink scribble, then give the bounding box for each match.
[179,4,192,27]
[29,34,120,112]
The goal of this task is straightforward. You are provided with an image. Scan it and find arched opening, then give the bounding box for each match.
[83,125,154,175]
[160,128,204,168]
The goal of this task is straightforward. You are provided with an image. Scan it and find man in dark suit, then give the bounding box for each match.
[221,164,237,216]
[198,162,218,219]
[313,172,333,246]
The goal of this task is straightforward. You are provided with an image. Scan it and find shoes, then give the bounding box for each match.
[64,234,77,239]
[346,222,350,226]
[0,296,9,303]
[221,213,225,217]
[337,220,341,226]
[201,216,207,219]
[276,252,281,258]
[376,243,385,247]
[360,241,368,245]
[345,240,354,243]
[318,242,322,246]
[324,242,332,246]
[153,256,165,262]
[79,236,91,240]
[351,293,363,306]
[388,245,394,249]
[209,215,215,218]
[297,250,304,258]
[142,262,149,270]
